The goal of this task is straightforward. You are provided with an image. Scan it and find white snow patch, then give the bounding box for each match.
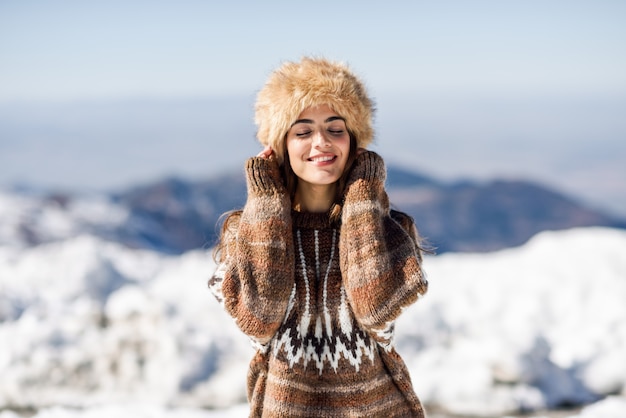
[0,226,625,417]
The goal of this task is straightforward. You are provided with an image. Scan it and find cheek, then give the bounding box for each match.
[338,137,352,159]
[286,137,311,158]
[285,140,299,162]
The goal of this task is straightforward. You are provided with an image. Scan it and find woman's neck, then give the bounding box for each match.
[293,182,337,213]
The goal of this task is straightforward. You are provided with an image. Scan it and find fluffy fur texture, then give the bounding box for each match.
[254,57,375,163]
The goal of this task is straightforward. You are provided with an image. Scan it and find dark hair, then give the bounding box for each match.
[212,208,241,263]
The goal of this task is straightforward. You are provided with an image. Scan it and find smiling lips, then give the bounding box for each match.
[308,154,336,163]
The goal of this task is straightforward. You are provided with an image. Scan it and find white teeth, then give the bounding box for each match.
[310,155,334,162]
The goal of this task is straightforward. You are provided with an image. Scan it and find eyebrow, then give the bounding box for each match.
[291,116,346,127]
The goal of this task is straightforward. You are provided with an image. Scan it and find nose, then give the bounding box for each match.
[313,131,331,147]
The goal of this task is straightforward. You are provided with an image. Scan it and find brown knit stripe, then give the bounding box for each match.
[245,194,290,220]
[222,284,283,343]
[343,254,391,287]
[349,274,415,326]
[264,361,413,415]
[266,371,392,395]
[262,395,414,418]
[245,157,285,195]
[341,197,385,219]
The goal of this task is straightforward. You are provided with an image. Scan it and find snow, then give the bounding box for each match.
[0,192,129,249]
[569,396,626,418]
[0,403,251,418]
[397,227,626,415]
[1,203,626,417]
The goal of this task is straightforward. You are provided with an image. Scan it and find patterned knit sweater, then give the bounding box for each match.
[208,151,428,417]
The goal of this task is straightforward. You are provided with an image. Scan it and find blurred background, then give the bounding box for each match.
[1,1,626,417]
[1,0,625,216]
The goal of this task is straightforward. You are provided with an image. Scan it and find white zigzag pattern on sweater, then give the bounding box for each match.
[272,228,377,373]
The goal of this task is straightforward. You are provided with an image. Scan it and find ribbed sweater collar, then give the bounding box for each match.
[291,209,337,229]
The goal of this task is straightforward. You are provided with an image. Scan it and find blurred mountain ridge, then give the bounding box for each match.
[2,165,623,254]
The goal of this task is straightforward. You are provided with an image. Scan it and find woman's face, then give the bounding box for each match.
[285,104,351,188]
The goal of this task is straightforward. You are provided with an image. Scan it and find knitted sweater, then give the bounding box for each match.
[209,151,428,417]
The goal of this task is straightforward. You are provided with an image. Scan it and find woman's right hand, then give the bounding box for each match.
[257,145,274,159]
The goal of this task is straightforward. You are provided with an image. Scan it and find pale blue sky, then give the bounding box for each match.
[1,1,626,215]
[2,0,625,100]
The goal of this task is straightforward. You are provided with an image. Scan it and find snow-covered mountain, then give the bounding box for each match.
[4,160,624,258]
[1,219,625,416]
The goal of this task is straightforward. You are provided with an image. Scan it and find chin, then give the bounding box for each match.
[314,176,342,185]
[300,177,339,187]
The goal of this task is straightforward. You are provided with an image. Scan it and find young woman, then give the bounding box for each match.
[208,57,429,417]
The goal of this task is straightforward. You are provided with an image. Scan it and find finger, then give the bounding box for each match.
[257,146,273,158]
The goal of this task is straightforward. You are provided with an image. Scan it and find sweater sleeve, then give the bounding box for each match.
[208,157,295,346]
[339,151,428,348]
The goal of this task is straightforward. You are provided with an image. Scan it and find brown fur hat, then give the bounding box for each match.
[254,57,375,163]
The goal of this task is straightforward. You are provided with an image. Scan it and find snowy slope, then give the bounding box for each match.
[0,227,625,417]
[398,227,626,415]
[0,236,251,409]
